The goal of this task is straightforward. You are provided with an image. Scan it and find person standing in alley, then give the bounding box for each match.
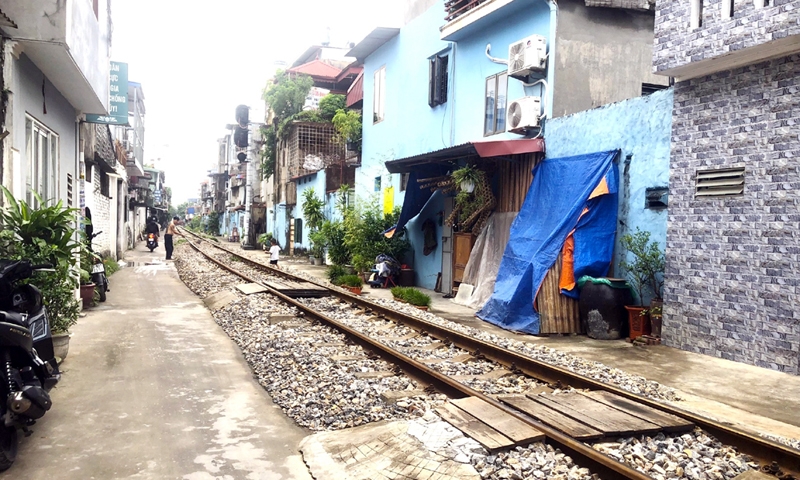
[165,216,182,261]
[268,238,281,267]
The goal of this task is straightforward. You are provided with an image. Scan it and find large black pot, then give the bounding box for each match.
[578,278,633,340]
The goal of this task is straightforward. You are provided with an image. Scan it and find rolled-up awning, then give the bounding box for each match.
[385,138,545,174]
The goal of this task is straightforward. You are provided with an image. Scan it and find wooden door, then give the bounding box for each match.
[452,232,476,285]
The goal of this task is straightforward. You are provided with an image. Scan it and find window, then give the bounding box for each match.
[642,83,668,96]
[25,116,59,206]
[100,170,110,197]
[691,0,704,28]
[400,173,410,192]
[645,187,669,209]
[484,73,508,136]
[374,176,382,192]
[294,218,303,243]
[722,0,734,19]
[373,66,386,123]
[695,167,745,197]
[428,55,448,107]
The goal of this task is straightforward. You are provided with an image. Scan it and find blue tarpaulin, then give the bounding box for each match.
[389,166,450,238]
[476,150,619,334]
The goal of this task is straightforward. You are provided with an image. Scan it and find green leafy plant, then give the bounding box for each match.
[332,109,362,151]
[79,269,91,285]
[342,201,408,274]
[258,232,273,247]
[103,257,120,276]
[318,94,346,121]
[302,188,325,231]
[0,188,81,333]
[204,211,220,235]
[451,165,481,190]
[619,228,665,306]
[338,274,363,288]
[327,264,346,283]
[390,287,430,307]
[308,229,326,260]
[262,71,313,119]
[259,125,277,179]
[321,220,349,265]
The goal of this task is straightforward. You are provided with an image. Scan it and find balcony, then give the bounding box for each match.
[441,0,534,41]
[0,0,108,113]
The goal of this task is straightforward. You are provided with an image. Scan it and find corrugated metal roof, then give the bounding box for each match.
[385,138,545,173]
[347,27,400,62]
[0,8,17,28]
[287,60,342,79]
[346,71,364,108]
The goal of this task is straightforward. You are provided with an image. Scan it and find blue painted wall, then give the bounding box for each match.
[294,172,327,250]
[358,0,555,209]
[544,88,673,287]
[405,190,445,290]
[357,0,555,285]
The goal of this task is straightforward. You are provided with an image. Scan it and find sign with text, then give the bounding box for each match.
[86,61,129,125]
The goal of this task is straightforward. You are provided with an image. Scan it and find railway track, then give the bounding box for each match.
[178,229,800,479]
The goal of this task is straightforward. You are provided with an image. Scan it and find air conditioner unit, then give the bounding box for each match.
[508,35,547,79]
[507,96,541,134]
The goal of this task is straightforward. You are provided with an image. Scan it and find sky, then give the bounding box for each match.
[112,0,403,204]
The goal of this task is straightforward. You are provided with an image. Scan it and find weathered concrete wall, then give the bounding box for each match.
[553,0,668,118]
[85,165,113,257]
[665,54,800,374]
[8,54,77,204]
[545,88,673,284]
[653,0,800,75]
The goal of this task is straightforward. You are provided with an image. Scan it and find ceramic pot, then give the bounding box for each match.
[578,279,632,339]
[79,283,95,309]
[347,286,362,295]
[52,332,71,363]
[624,306,651,340]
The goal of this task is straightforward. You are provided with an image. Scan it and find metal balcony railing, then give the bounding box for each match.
[444,0,490,22]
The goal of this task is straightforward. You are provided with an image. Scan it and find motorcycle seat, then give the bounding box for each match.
[0,310,28,327]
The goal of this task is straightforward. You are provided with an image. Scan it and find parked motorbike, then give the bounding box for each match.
[87,232,109,302]
[0,259,61,471]
[146,233,158,252]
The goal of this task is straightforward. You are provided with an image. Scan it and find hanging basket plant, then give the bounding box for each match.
[445,165,496,234]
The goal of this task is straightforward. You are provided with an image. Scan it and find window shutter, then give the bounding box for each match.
[294,218,303,243]
[428,58,436,107]
[695,167,745,197]
[429,55,448,107]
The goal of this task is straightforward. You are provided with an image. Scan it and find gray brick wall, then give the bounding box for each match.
[664,54,800,374]
[653,0,800,73]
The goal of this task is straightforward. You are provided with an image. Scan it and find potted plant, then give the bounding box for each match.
[327,264,346,284]
[258,232,273,251]
[308,230,327,266]
[451,164,481,194]
[390,286,408,303]
[619,228,664,339]
[405,288,432,311]
[79,269,95,309]
[339,274,363,295]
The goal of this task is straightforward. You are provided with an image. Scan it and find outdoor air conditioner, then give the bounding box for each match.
[508,35,547,79]
[507,96,541,134]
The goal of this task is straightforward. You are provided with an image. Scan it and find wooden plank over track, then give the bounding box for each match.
[263,279,330,298]
[436,403,514,452]
[498,394,604,440]
[581,391,694,433]
[450,397,545,445]
[528,393,662,437]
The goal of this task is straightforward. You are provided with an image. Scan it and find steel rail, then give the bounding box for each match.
[181,230,800,477]
[181,232,655,479]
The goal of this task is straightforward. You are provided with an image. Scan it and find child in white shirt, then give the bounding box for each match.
[268,238,280,266]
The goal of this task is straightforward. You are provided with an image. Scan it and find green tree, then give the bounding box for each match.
[318,94,346,121]
[263,71,313,119]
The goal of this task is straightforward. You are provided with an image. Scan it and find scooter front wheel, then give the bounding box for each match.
[0,425,18,471]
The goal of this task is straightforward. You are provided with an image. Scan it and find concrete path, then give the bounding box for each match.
[1,243,312,480]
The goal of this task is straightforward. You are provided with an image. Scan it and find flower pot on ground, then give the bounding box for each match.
[649,299,663,337]
[624,306,651,340]
[51,332,71,363]
[339,274,363,295]
[79,282,95,309]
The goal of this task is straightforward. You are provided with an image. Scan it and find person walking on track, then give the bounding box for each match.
[165,216,182,261]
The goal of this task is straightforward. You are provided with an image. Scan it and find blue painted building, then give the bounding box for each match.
[545,88,673,302]
[349,0,667,292]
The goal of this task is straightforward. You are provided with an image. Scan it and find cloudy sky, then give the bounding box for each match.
[112,0,403,203]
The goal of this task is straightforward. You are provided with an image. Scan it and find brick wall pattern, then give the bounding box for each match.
[664,53,800,374]
[89,167,113,257]
[653,0,800,73]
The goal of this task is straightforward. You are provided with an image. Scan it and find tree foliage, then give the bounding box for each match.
[619,228,665,305]
[318,94,346,121]
[262,71,313,119]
